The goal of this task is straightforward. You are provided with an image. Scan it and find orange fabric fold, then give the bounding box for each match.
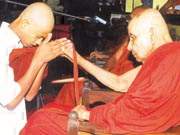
[9,47,37,81]
[109,45,134,75]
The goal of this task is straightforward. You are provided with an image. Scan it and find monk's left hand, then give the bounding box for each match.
[58,39,74,60]
[72,105,90,121]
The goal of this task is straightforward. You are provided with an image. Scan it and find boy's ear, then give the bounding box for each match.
[20,19,30,30]
[149,27,155,42]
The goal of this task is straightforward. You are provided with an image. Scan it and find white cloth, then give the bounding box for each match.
[0,22,26,135]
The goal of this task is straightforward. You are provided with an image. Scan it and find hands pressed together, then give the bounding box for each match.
[34,37,74,63]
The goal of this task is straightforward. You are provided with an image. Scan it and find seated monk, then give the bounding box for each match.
[21,8,180,135]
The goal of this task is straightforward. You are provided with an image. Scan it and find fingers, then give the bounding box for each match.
[73,105,86,111]
[43,33,52,44]
[72,105,88,121]
[57,38,73,48]
[48,39,73,58]
[37,37,74,62]
[52,38,69,45]
[52,39,73,52]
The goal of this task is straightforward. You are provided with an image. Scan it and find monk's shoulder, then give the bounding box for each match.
[151,41,180,58]
[159,41,180,53]
[142,42,180,69]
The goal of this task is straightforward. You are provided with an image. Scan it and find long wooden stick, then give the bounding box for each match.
[73,45,80,105]
[51,77,85,84]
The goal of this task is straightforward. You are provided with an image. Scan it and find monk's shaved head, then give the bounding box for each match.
[127,8,172,62]
[10,2,55,47]
[129,9,168,34]
[129,8,172,49]
[19,2,54,32]
[130,6,150,18]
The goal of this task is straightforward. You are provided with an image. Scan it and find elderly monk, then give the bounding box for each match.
[21,8,180,135]
[0,2,69,135]
[71,9,180,134]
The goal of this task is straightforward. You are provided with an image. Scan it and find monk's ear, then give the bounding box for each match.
[19,19,30,30]
[148,27,155,43]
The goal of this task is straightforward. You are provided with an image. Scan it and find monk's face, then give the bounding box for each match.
[17,3,54,47]
[128,18,154,62]
[21,27,49,47]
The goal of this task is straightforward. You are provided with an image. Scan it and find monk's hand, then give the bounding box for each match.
[90,50,109,59]
[72,105,90,121]
[35,38,71,63]
[58,39,75,60]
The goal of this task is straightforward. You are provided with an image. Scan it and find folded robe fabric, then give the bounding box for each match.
[109,45,135,75]
[89,42,180,134]
[9,47,37,81]
[55,81,84,107]
[20,104,71,135]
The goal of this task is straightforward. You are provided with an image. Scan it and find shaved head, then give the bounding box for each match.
[128,8,172,49]
[127,8,172,62]
[19,2,54,32]
[130,6,150,18]
[129,9,168,34]
[10,2,54,47]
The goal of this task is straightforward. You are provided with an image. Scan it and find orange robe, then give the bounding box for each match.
[89,42,180,134]
[9,47,37,81]
[21,42,180,135]
[9,47,48,118]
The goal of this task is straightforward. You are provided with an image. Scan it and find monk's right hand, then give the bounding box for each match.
[58,39,75,60]
[73,105,90,121]
[34,38,71,63]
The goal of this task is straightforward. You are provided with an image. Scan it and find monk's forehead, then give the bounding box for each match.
[128,18,140,35]
[128,17,150,36]
[21,3,54,32]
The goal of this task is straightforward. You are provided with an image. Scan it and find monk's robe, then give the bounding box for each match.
[21,42,180,135]
[175,0,180,5]
[55,45,134,107]
[9,47,37,80]
[55,81,84,107]
[89,42,180,134]
[9,47,48,117]
[108,45,134,75]
[20,104,71,135]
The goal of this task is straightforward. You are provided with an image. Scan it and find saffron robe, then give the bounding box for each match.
[9,47,49,118]
[10,47,48,82]
[9,47,37,81]
[90,42,180,134]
